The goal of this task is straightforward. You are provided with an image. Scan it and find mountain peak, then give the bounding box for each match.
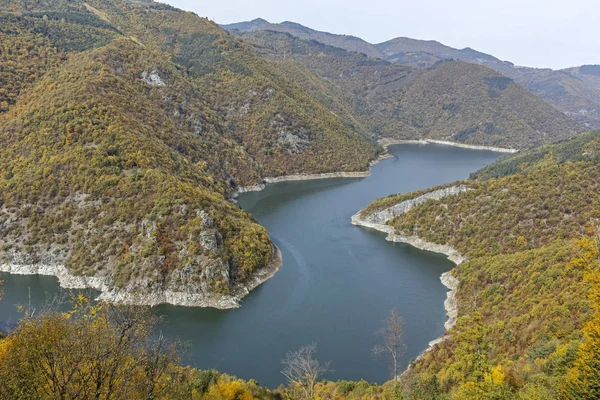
[220,18,270,32]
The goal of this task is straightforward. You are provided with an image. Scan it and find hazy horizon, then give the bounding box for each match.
[163,0,599,70]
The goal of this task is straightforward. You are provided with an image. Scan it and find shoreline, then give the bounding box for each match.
[0,245,283,309]
[232,152,393,198]
[378,138,519,153]
[350,187,467,370]
[233,138,513,198]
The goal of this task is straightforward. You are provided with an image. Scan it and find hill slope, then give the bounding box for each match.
[376,37,600,129]
[236,30,582,149]
[0,0,378,307]
[221,18,381,58]
[356,131,600,397]
[226,18,600,130]
[375,36,503,69]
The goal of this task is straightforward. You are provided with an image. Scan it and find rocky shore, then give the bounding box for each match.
[234,138,511,199]
[232,171,371,199]
[378,137,518,153]
[0,245,283,309]
[232,152,394,198]
[264,171,370,184]
[351,186,468,365]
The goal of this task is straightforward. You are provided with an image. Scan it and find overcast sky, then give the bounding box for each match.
[163,0,599,70]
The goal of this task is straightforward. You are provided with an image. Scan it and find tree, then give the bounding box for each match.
[563,224,600,399]
[281,343,330,399]
[374,309,406,385]
[0,295,186,399]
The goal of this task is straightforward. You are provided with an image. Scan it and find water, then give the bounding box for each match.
[0,143,501,387]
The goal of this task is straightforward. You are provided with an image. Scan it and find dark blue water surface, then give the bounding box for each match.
[0,144,501,387]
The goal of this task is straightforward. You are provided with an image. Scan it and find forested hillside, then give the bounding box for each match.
[358,131,600,398]
[2,1,600,398]
[0,0,377,306]
[376,38,600,130]
[227,18,600,130]
[233,30,582,149]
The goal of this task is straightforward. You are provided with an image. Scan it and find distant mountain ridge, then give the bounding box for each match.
[221,18,381,58]
[231,28,582,149]
[222,18,600,129]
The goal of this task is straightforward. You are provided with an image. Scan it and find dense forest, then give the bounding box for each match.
[0,0,377,305]
[231,30,583,149]
[357,131,600,398]
[225,19,600,130]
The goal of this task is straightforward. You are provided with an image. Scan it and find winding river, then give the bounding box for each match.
[0,143,501,388]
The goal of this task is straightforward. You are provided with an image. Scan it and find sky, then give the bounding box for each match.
[163,0,599,70]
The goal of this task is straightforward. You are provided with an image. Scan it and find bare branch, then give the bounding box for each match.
[373,309,406,384]
[281,342,331,399]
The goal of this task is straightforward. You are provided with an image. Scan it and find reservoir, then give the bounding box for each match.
[0,143,501,388]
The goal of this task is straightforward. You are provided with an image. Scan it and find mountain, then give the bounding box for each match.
[226,18,600,129]
[357,130,600,397]
[235,29,582,149]
[514,64,600,129]
[2,3,600,398]
[221,18,381,58]
[375,36,505,69]
[0,0,377,307]
[376,38,600,129]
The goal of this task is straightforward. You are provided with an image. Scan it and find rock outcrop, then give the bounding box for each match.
[353,185,470,234]
[141,69,167,86]
[0,246,282,309]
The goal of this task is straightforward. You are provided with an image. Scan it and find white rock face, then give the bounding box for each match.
[231,172,372,200]
[264,171,370,184]
[231,184,267,199]
[141,70,166,86]
[440,271,459,330]
[378,138,518,153]
[0,247,283,309]
[355,185,471,229]
[199,231,219,253]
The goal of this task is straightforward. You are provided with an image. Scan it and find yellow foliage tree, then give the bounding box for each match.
[563,230,600,399]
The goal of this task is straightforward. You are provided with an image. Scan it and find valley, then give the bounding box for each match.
[0,0,599,398]
[0,143,501,387]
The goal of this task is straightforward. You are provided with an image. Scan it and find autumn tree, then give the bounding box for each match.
[281,342,331,399]
[563,224,600,399]
[0,295,187,400]
[373,309,406,384]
